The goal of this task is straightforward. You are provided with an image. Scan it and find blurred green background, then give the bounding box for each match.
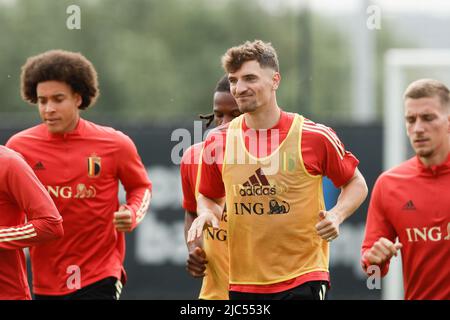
[0,0,405,126]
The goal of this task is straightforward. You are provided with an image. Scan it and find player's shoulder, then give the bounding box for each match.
[0,145,18,158]
[184,142,204,156]
[0,145,26,170]
[83,119,123,136]
[181,142,203,165]
[214,121,232,134]
[302,118,346,154]
[302,118,340,139]
[204,122,230,142]
[378,157,418,183]
[84,120,133,144]
[373,158,418,193]
[7,124,46,145]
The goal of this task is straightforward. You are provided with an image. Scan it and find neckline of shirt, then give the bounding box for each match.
[46,118,85,140]
[241,109,291,132]
[415,152,450,175]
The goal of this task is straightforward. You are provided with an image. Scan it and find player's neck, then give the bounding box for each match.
[244,104,281,130]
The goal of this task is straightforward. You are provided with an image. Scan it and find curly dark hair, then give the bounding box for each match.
[21,50,99,110]
[221,40,279,73]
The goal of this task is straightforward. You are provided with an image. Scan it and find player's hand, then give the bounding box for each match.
[363,237,403,266]
[186,247,208,278]
[187,213,219,244]
[113,205,133,232]
[315,210,341,242]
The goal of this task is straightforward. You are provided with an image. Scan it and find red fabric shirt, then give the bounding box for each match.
[180,142,203,212]
[200,111,358,198]
[199,111,359,293]
[0,146,63,300]
[6,119,152,295]
[362,155,450,300]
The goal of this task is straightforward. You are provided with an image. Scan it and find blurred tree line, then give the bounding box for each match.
[0,0,400,126]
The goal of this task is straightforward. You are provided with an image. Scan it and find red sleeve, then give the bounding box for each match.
[361,175,397,276]
[199,127,227,199]
[302,121,359,187]
[180,144,200,213]
[116,133,152,230]
[0,153,63,250]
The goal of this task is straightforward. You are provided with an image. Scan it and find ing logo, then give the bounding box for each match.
[47,184,97,199]
[74,184,97,199]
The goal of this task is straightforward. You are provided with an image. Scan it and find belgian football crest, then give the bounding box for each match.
[87,154,101,178]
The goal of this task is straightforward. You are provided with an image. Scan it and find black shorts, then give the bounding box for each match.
[229,280,329,300]
[34,277,123,300]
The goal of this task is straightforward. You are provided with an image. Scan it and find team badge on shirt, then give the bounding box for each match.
[87,154,101,178]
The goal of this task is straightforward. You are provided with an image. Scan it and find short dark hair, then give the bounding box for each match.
[221,40,279,73]
[404,78,450,108]
[199,74,231,128]
[21,50,99,110]
[214,74,230,93]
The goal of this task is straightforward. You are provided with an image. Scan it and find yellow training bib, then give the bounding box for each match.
[222,113,329,285]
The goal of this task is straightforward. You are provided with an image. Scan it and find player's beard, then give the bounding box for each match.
[238,100,258,113]
[418,150,433,158]
[414,146,434,158]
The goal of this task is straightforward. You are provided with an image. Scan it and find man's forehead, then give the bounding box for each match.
[405,105,441,116]
[405,97,444,111]
[229,60,264,76]
[37,92,67,97]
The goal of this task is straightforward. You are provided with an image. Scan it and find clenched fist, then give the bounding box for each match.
[113,205,133,232]
[315,210,341,242]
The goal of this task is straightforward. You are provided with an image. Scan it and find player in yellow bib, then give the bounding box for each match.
[181,75,241,299]
[188,40,368,300]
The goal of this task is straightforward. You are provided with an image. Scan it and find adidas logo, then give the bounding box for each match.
[402,200,416,211]
[243,168,270,187]
[239,168,276,196]
[33,161,45,170]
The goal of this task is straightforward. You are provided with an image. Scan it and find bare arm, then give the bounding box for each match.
[184,210,208,278]
[184,210,202,250]
[197,194,225,220]
[332,167,368,223]
[187,194,225,243]
[316,168,368,241]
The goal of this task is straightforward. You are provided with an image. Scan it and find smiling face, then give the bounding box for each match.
[405,95,450,161]
[37,81,81,134]
[227,60,280,114]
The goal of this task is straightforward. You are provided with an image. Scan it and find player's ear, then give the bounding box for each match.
[272,72,281,91]
[74,93,82,109]
[447,113,450,133]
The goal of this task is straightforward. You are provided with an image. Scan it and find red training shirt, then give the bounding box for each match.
[0,145,63,300]
[362,155,450,300]
[6,118,152,295]
[181,143,203,213]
